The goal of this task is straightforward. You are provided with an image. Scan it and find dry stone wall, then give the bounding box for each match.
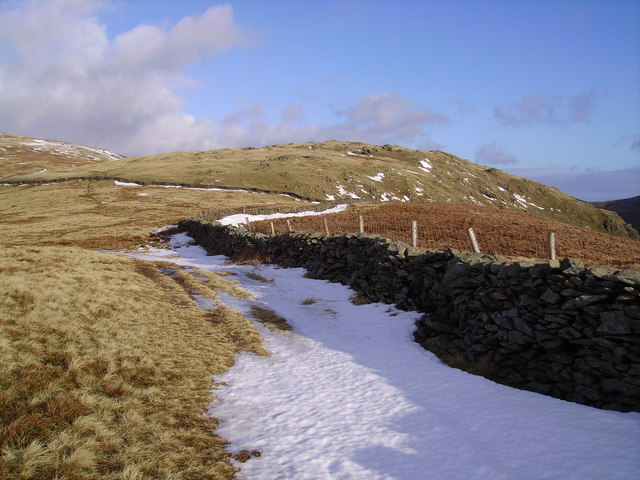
[179,219,640,412]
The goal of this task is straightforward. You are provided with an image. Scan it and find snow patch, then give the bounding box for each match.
[336,184,361,199]
[114,180,141,187]
[218,204,349,228]
[514,193,545,210]
[119,236,640,480]
[20,139,123,161]
[367,172,385,182]
[419,158,433,173]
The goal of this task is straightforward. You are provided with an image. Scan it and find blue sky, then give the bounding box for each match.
[0,0,638,200]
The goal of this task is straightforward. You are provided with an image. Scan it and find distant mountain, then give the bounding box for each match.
[1,135,637,240]
[592,196,640,234]
[0,133,123,179]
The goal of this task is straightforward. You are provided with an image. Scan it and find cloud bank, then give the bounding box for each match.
[508,166,640,202]
[494,91,599,127]
[0,1,447,156]
[0,0,250,155]
[476,142,518,165]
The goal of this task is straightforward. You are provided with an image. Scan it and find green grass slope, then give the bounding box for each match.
[2,136,636,239]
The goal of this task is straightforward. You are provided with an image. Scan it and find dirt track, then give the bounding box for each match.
[249,203,640,269]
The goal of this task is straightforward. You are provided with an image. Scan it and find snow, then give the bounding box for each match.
[114,180,141,187]
[346,151,372,157]
[367,172,385,182]
[120,232,640,480]
[513,193,545,210]
[419,158,433,173]
[335,184,361,199]
[217,204,349,227]
[20,139,123,161]
[113,180,254,193]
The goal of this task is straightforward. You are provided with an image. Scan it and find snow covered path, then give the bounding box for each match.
[128,234,640,480]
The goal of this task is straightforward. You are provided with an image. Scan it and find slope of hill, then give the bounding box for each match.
[1,136,636,240]
[1,134,638,478]
[592,196,640,233]
[0,133,124,179]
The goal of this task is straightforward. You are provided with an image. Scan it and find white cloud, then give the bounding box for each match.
[0,0,248,155]
[494,91,599,128]
[212,93,449,149]
[507,166,640,201]
[0,2,448,155]
[476,142,518,165]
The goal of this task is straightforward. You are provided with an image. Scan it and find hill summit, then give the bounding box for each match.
[1,135,636,239]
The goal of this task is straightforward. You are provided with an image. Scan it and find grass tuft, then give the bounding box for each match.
[249,306,293,332]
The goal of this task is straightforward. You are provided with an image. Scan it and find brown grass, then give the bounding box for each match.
[250,202,640,269]
[0,182,307,478]
[0,245,268,479]
[0,180,302,250]
[249,306,292,332]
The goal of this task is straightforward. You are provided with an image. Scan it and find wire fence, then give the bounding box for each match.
[247,213,640,269]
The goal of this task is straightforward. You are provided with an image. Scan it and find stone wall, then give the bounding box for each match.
[179,219,640,412]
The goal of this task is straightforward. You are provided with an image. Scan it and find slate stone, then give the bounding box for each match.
[598,311,632,335]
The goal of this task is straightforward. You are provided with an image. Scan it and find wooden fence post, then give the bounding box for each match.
[286,219,293,232]
[358,215,364,234]
[270,222,275,235]
[548,231,556,260]
[411,220,418,248]
[466,227,480,253]
[245,217,251,232]
[323,217,330,236]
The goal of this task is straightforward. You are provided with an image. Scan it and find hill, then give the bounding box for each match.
[1,134,638,478]
[592,196,640,233]
[1,135,637,240]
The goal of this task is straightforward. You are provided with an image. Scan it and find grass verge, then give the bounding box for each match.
[0,245,266,479]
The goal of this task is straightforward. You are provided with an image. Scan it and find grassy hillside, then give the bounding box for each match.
[1,134,637,478]
[0,175,305,478]
[2,137,636,239]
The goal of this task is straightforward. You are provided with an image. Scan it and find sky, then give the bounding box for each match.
[0,0,638,201]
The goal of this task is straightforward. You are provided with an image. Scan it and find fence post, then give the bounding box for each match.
[270,222,275,235]
[323,217,330,236]
[358,215,364,234]
[245,217,251,232]
[548,231,556,260]
[286,219,293,232]
[411,220,418,248]
[466,227,480,253]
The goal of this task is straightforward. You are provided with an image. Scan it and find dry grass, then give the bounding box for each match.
[244,272,273,284]
[0,182,306,478]
[0,180,303,250]
[0,245,267,479]
[6,137,633,239]
[249,306,292,332]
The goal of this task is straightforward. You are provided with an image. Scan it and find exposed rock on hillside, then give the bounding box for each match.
[592,196,640,234]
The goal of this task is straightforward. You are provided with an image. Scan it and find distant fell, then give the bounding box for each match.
[1,135,637,240]
[592,196,640,233]
[0,133,123,178]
